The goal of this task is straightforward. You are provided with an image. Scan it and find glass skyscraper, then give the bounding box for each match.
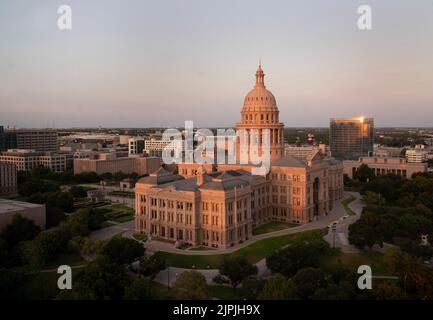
[329,117,374,160]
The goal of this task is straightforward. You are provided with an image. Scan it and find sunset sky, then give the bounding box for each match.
[1,0,432,128]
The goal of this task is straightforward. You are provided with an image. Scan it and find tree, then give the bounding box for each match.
[1,214,41,246]
[397,239,433,260]
[73,172,100,183]
[239,277,265,300]
[373,282,408,300]
[71,256,129,300]
[397,214,433,238]
[292,268,328,300]
[348,221,379,249]
[46,206,67,228]
[0,238,10,267]
[362,191,385,206]
[0,268,27,299]
[139,255,166,279]
[219,256,258,289]
[64,208,106,236]
[99,172,113,181]
[124,277,153,300]
[65,209,91,236]
[257,274,297,300]
[266,240,329,277]
[46,191,74,213]
[23,228,69,267]
[361,176,403,203]
[172,271,209,300]
[114,171,127,181]
[18,180,45,197]
[101,238,145,264]
[385,247,433,299]
[354,164,375,183]
[31,165,53,179]
[69,186,88,198]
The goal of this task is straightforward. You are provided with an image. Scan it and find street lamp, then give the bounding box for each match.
[332,225,337,248]
[167,266,170,289]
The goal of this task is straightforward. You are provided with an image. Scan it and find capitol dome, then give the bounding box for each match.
[242,64,277,112]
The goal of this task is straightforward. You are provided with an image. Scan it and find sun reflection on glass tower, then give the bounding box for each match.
[329,117,374,160]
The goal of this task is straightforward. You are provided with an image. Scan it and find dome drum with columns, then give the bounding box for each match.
[236,64,285,161]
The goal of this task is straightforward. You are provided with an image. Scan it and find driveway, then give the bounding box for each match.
[89,220,134,240]
[323,192,363,253]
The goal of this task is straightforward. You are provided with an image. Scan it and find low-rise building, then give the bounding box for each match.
[144,138,183,157]
[129,137,145,155]
[285,144,329,160]
[343,156,427,179]
[0,199,46,232]
[0,149,70,172]
[120,178,135,191]
[0,163,17,194]
[406,149,428,163]
[74,153,160,176]
[373,145,404,158]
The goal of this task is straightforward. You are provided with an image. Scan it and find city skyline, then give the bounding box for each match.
[1,0,433,128]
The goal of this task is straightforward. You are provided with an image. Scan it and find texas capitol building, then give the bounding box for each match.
[135,65,344,249]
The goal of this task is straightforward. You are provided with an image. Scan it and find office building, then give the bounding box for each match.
[0,149,69,173]
[0,126,17,152]
[7,129,58,152]
[129,137,145,155]
[329,117,374,160]
[0,163,17,195]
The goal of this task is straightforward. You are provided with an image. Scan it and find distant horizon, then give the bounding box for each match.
[1,0,432,127]
[3,125,433,131]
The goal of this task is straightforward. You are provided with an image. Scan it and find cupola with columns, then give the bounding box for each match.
[236,64,285,161]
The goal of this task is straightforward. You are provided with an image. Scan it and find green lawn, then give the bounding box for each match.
[189,246,217,251]
[109,191,135,198]
[133,233,147,241]
[154,229,326,269]
[149,281,175,299]
[101,221,117,228]
[101,203,135,223]
[252,221,298,235]
[320,250,390,275]
[148,282,240,300]
[45,253,86,269]
[208,285,242,299]
[341,195,357,216]
[24,271,63,300]
[103,203,134,213]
